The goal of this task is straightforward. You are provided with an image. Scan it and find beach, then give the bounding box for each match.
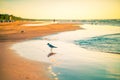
[1,0,120,79]
[0,21,80,80]
[11,24,120,80]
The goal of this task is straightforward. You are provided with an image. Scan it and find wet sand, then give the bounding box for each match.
[0,21,80,80]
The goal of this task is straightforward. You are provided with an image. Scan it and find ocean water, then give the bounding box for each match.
[75,33,120,54]
[57,19,120,26]
[11,23,120,80]
[79,19,120,26]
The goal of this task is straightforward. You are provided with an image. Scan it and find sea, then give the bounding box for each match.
[11,19,120,80]
[75,33,120,54]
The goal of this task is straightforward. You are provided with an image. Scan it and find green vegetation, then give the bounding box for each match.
[0,14,54,22]
[0,14,24,22]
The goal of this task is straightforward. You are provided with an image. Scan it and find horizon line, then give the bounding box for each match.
[0,13,120,20]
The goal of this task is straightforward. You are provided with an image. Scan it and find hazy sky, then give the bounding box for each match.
[0,0,120,19]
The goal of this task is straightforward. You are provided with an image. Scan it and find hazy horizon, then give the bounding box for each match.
[0,0,120,20]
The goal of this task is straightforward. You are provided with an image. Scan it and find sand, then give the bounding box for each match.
[0,21,80,80]
[0,21,79,41]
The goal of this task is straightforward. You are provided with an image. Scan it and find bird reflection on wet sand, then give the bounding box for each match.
[47,52,56,57]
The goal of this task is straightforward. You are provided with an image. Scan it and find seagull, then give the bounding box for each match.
[47,43,57,52]
[47,43,57,48]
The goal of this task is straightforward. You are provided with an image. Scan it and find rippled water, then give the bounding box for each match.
[75,33,120,54]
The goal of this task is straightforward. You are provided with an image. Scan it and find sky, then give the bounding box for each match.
[0,0,120,19]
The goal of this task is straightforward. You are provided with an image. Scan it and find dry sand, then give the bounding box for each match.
[0,21,80,80]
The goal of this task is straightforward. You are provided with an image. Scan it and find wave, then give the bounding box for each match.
[75,33,120,54]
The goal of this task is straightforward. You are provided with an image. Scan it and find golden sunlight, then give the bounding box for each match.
[0,0,120,19]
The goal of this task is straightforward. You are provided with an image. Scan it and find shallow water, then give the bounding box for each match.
[75,33,120,54]
[11,24,120,80]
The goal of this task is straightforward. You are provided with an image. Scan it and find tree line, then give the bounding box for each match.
[0,14,41,22]
[0,14,25,22]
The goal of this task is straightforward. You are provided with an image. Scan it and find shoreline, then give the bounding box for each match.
[0,41,50,80]
[11,24,120,80]
[0,21,80,80]
[0,21,80,41]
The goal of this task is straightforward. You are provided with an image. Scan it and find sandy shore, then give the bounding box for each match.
[11,24,120,80]
[0,21,80,80]
[0,21,79,41]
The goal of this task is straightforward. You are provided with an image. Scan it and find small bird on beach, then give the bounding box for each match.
[47,43,57,57]
[47,43,57,48]
[47,43,57,53]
